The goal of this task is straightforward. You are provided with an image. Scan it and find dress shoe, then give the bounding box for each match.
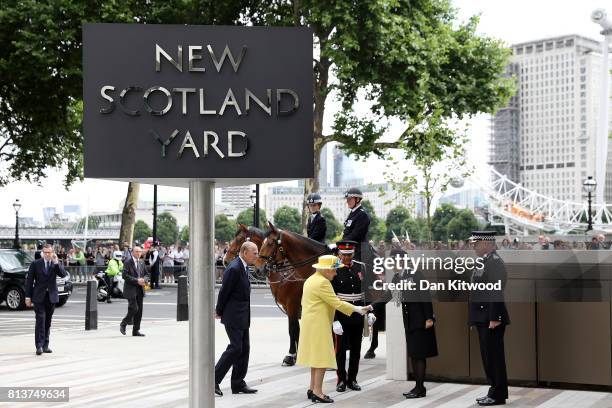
[477,396,491,403]
[232,386,257,394]
[403,388,426,399]
[215,384,223,396]
[364,350,376,359]
[106,300,112,303]
[120,324,126,335]
[347,380,361,391]
[43,348,52,353]
[311,394,333,403]
[478,397,505,406]
[36,348,43,356]
[336,381,346,392]
[133,332,145,337]
[306,389,313,399]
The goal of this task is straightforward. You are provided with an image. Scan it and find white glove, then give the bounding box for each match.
[332,321,343,335]
[367,313,377,326]
[353,305,369,316]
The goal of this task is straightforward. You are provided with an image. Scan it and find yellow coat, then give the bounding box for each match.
[296,271,355,368]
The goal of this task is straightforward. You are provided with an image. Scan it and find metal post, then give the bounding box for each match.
[153,185,158,242]
[587,191,594,232]
[594,21,611,213]
[85,280,98,330]
[13,211,20,250]
[254,184,260,228]
[189,181,215,408]
[177,275,189,321]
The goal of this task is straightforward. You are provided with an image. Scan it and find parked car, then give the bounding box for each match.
[0,249,73,311]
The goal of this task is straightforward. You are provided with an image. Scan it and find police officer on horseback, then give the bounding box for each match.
[306,193,327,243]
[331,240,374,393]
[342,187,370,262]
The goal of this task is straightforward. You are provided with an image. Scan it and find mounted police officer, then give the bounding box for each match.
[469,231,510,407]
[342,187,370,262]
[306,193,327,243]
[331,240,375,393]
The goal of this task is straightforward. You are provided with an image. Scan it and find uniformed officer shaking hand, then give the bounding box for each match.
[468,231,510,407]
[331,240,375,393]
[306,193,327,243]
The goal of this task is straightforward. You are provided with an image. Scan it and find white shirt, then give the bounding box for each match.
[350,204,362,213]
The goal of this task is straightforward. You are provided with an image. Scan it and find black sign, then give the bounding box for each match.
[83,23,313,183]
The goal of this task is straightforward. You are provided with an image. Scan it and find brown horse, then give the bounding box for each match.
[223,223,310,366]
[254,221,330,366]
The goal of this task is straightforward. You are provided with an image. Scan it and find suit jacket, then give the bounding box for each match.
[468,251,510,326]
[25,258,67,304]
[307,212,327,243]
[215,257,251,329]
[122,257,148,299]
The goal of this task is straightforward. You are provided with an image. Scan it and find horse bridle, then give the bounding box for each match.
[228,228,256,258]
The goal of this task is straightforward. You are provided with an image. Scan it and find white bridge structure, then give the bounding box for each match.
[473,167,612,235]
[0,227,119,241]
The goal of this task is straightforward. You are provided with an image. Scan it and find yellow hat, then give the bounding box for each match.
[312,255,341,270]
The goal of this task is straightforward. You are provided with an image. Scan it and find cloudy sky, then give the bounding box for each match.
[0,0,609,225]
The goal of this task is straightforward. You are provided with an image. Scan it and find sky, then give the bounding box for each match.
[0,0,610,226]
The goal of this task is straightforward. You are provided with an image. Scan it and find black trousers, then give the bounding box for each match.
[121,291,144,334]
[150,264,160,288]
[104,274,115,300]
[215,325,250,389]
[477,325,508,401]
[34,293,55,349]
[334,323,363,384]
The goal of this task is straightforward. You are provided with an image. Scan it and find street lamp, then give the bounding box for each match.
[583,176,597,232]
[12,199,21,249]
[249,185,260,228]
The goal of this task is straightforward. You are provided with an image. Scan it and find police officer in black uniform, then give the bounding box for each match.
[306,193,327,243]
[342,187,370,262]
[331,240,372,392]
[468,231,510,407]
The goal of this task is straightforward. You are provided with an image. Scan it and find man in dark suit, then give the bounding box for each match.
[468,231,510,407]
[214,241,259,397]
[306,193,327,243]
[25,244,67,355]
[120,246,148,337]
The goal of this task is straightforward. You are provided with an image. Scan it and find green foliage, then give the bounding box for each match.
[431,203,459,242]
[401,217,428,244]
[384,206,412,241]
[133,220,152,244]
[236,207,267,228]
[446,209,481,241]
[321,207,342,243]
[75,215,101,232]
[214,215,237,243]
[273,206,302,233]
[157,212,179,245]
[179,225,189,244]
[360,199,384,242]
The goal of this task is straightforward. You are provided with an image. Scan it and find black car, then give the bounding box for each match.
[0,249,73,311]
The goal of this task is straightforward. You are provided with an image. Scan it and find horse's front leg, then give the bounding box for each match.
[282,298,300,366]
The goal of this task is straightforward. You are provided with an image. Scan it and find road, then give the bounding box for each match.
[0,286,285,337]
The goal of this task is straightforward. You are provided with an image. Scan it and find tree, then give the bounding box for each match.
[385,206,412,241]
[431,203,459,242]
[236,207,267,228]
[321,207,342,242]
[119,182,140,247]
[273,206,302,233]
[214,215,237,243]
[361,200,384,242]
[133,220,152,244]
[179,226,189,244]
[157,212,179,246]
[402,217,428,244]
[446,209,481,242]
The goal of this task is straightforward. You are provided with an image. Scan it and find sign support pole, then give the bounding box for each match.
[189,180,215,408]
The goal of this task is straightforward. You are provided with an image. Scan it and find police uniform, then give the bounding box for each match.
[342,188,370,262]
[306,193,327,243]
[468,231,510,406]
[331,241,365,391]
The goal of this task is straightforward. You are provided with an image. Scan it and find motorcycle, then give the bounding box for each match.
[95,271,125,302]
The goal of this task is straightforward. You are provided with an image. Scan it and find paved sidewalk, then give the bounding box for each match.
[1,317,611,407]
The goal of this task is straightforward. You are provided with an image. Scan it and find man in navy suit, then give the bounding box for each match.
[214,241,258,397]
[25,244,67,356]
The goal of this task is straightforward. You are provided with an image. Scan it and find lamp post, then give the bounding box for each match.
[583,176,597,232]
[250,184,260,228]
[12,199,21,249]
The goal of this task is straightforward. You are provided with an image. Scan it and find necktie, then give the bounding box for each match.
[45,261,49,272]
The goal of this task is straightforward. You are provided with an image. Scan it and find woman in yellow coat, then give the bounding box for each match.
[297,255,372,403]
